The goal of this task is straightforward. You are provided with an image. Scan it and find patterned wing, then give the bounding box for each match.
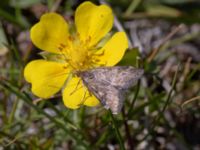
[78,66,143,114]
[83,66,143,90]
[81,78,125,114]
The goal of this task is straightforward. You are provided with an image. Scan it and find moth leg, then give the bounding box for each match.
[77,88,88,106]
[69,79,82,95]
[77,81,94,106]
[88,91,92,96]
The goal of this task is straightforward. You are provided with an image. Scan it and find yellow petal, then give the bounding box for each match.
[97,32,128,66]
[31,13,69,53]
[24,60,69,98]
[62,77,99,109]
[75,1,113,47]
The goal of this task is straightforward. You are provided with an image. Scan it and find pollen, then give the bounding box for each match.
[59,34,98,71]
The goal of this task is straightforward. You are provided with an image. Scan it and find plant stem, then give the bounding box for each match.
[0,80,89,148]
[109,110,125,150]
[122,108,134,150]
[128,81,141,116]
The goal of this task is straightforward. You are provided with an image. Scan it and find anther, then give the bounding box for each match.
[58,47,63,51]
[68,36,74,41]
[88,36,91,41]
[86,36,91,43]
[63,66,68,69]
[77,33,80,38]
[93,50,104,57]
[60,43,66,48]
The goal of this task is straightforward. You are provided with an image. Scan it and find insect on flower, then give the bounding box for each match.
[24,1,142,113]
[77,66,143,114]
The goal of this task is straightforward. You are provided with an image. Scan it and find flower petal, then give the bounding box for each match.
[75,1,113,47]
[31,13,69,53]
[24,60,69,98]
[63,77,99,109]
[97,32,128,66]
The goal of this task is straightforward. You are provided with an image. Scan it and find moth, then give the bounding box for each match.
[77,66,144,114]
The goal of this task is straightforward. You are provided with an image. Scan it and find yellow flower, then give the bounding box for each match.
[24,1,128,109]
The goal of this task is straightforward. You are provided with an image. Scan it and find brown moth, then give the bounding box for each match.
[77,66,144,114]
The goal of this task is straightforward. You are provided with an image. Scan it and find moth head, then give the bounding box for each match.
[77,71,94,81]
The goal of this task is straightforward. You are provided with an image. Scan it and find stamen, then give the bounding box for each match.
[68,36,74,41]
[60,43,66,48]
[58,47,62,50]
[91,59,99,63]
[85,36,91,44]
[58,43,69,63]
[63,65,68,69]
[77,33,80,38]
[94,50,105,56]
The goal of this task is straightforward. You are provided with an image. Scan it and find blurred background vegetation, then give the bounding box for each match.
[0,0,200,149]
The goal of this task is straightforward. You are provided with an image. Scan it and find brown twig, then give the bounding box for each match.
[33,94,61,105]
[50,0,62,12]
[181,96,200,108]
[147,24,184,63]
[177,57,192,90]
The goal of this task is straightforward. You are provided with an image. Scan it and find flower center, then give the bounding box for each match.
[59,35,99,71]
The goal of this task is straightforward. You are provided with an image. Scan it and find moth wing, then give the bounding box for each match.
[88,66,144,89]
[81,79,125,114]
[79,66,144,114]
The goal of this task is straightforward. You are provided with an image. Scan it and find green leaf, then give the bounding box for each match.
[160,0,197,4]
[0,22,8,56]
[146,4,181,17]
[118,47,140,66]
[144,60,157,72]
[10,0,41,8]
